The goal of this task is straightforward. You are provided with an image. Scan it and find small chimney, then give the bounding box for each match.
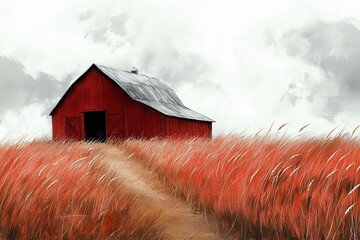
[130,67,138,74]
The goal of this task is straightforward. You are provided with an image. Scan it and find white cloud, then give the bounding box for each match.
[0,103,51,141]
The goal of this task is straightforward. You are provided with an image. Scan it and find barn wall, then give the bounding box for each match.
[52,67,166,140]
[165,117,212,138]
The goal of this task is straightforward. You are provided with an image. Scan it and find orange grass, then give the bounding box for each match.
[123,135,360,239]
[0,140,162,239]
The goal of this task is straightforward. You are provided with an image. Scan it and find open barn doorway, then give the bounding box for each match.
[84,111,106,142]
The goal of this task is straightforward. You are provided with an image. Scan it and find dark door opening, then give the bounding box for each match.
[84,111,106,142]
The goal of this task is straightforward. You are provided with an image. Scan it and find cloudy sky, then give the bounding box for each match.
[1,0,360,139]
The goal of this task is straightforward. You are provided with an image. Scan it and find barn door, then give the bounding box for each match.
[66,117,81,140]
[107,113,125,140]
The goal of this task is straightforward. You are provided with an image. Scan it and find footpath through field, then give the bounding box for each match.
[102,146,227,239]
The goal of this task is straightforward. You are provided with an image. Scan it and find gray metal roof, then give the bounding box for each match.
[95,64,214,122]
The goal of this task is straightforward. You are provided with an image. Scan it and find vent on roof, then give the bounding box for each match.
[130,67,138,74]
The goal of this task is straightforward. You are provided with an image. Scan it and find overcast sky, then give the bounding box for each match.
[1,0,360,140]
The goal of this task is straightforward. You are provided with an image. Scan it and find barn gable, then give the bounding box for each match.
[50,64,213,123]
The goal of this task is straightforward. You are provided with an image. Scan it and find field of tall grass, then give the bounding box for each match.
[0,141,162,239]
[1,133,360,239]
[123,134,360,239]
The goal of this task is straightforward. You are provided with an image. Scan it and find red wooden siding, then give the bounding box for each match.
[51,65,212,141]
[166,117,212,138]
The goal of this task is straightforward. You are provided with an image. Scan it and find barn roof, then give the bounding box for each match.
[50,64,214,122]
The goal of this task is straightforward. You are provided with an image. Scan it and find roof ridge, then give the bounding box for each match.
[95,63,161,82]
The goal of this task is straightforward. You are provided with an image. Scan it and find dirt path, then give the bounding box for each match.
[102,146,227,239]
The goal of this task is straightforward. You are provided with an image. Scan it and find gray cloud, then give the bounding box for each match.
[0,57,32,112]
[136,48,210,88]
[84,29,108,43]
[83,13,129,43]
[160,53,210,88]
[79,10,94,22]
[0,56,72,116]
[302,21,360,92]
[110,14,129,36]
[280,20,360,122]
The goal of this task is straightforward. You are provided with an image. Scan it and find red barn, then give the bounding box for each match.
[50,64,214,141]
